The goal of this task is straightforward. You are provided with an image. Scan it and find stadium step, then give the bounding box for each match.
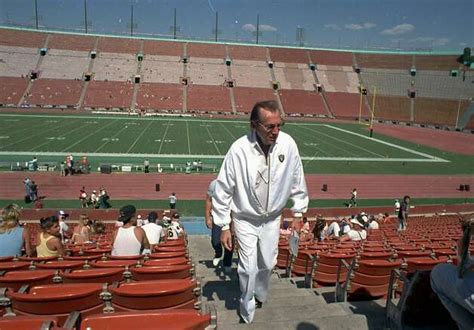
[188,236,371,329]
[218,311,368,329]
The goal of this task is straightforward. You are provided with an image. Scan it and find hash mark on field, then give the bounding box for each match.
[62,119,117,152]
[220,122,236,140]
[94,123,129,152]
[204,126,221,155]
[158,120,172,154]
[127,120,154,153]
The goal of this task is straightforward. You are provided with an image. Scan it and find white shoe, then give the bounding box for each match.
[212,257,221,267]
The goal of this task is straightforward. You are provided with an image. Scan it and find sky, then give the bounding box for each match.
[0,0,472,52]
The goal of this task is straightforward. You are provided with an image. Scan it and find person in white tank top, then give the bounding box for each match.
[112,205,150,256]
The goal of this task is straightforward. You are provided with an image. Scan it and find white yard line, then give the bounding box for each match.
[304,125,385,158]
[158,120,172,154]
[0,119,77,150]
[220,122,237,140]
[126,120,154,153]
[186,121,191,154]
[299,126,359,157]
[323,124,448,162]
[205,126,221,155]
[62,119,117,152]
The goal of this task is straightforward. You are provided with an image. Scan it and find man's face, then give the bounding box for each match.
[253,108,283,147]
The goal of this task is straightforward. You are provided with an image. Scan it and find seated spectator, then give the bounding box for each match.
[36,216,64,257]
[312,216,327,242]
[279,218,292,237]
[326,217,350,239]
[58,210,70,243]
[71,214,91,244]
[300,217,313,242]
[111,205,150,256]
[367,215,380,230]
[0,204,33,257]
[142,211,164,249]
[340,218,367,242]
[167,213,184,240]
[431,218,474,330]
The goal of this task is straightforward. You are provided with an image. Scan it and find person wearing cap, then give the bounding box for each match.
[340,218,367,242]
[167,213,184,240]
[142,211,164,249]
[367,215,379,230]
[212,101,308,324]
[58,210,70,243]
[205,179,234,271]
[112,205,150,256]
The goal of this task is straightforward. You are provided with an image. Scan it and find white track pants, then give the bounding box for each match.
[233,216,280,323]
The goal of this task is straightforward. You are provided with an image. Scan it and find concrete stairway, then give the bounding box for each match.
[188,235,369,330]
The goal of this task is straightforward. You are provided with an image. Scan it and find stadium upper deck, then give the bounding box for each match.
[0,28,473,129]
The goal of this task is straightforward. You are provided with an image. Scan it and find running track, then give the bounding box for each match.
[1,172,473,200]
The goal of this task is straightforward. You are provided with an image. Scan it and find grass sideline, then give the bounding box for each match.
[2,198,473,217]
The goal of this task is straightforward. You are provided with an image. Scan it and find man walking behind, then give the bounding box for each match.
[212,100,308,323]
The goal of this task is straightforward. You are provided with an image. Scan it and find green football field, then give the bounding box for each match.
[0,113,472,175]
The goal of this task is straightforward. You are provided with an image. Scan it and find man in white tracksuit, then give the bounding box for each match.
[212,100,308,323]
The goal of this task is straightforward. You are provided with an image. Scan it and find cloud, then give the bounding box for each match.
[381,23,415,35]
[241,23,277,33]
[405,37,450,46]
[242,24,256,32]
[324,23,341,30]
[260,24,277,32]
[344,22,376,30]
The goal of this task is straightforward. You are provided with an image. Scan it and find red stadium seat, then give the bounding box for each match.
[9,282,105,326]
[143,257,189,267]
[92,260,139,268]
[0,270,57,291]
[80,309,215,330]
[131,264,193,281]
[110,279,200,311]
[0,262,30,272]
[312,252,355,287]
[154,246,187,253]
[35,260,85,271]
[63,254,102,261]
[291,250,315,287]
[108,254,143,261]
[148,251,187,259]
[18,256,57,262]
[0,256,14,262]
[336,259,402,301]
[0,315,59,329]
[61,267,124,284]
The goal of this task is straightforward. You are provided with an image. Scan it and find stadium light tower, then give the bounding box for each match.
[296,26,305,47]
[253,14,262,44]
[169,8,180,39]
[84,0,88,33]
[212,11,222,42]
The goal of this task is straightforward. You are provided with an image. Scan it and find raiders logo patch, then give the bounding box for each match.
[278,154,285,163]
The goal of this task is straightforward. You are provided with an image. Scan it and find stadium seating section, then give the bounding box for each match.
[1,28,472,128]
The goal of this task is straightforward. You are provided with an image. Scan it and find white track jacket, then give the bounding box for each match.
[212,131,308,230]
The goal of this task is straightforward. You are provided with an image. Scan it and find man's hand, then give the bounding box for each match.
[205,218,213,229]
[221,229,233,251]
